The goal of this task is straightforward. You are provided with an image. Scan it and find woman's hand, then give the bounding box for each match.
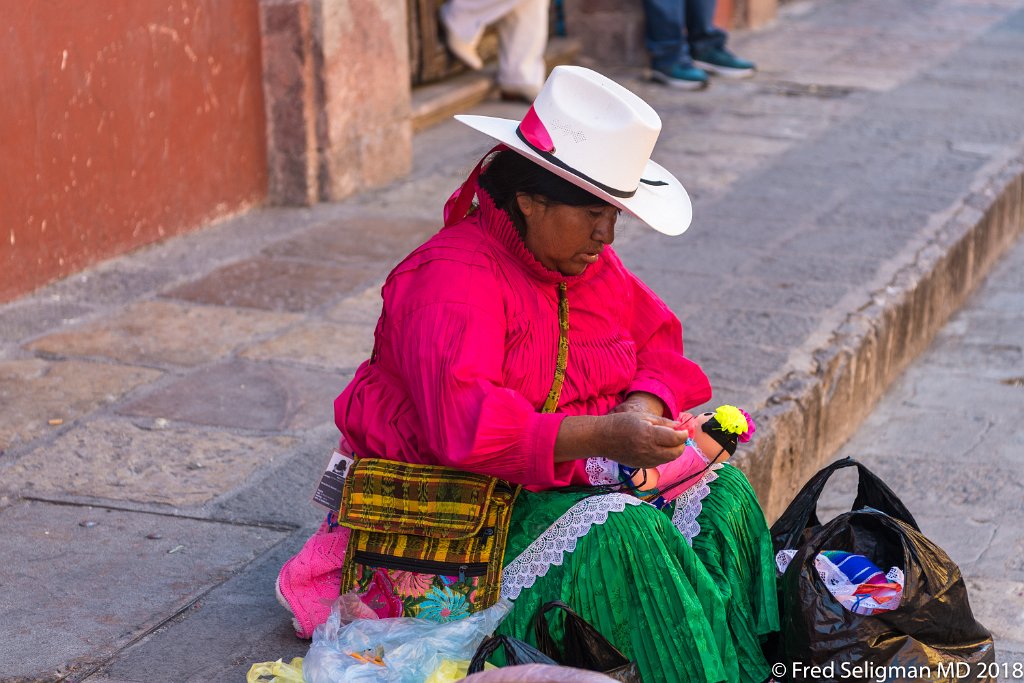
[602,412,688,469]
[610,391,668,418]
[553,411,688,468]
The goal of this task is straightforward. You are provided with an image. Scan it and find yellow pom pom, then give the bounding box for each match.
[713,405,748,435]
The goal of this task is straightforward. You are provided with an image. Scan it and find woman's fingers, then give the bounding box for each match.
[602,413,691,467]
[649,424,687,448]
[639,413,679,429]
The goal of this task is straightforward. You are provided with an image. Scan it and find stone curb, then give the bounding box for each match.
[737,149,1024,520]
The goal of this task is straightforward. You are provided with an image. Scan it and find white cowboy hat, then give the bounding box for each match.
[455,65,691,236]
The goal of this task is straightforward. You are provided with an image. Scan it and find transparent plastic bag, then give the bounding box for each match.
[303,598,511,683]
[247,657,306,683]
[424,659,495,683]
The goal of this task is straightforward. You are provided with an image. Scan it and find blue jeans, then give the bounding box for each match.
[642,0,728,70]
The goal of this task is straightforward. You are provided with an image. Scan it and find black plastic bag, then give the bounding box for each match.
[534,601,642,683]
[468,635,558,673]
[770,457,996,682]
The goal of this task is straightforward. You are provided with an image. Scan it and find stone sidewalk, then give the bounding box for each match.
[819,232,1024,670]
[1,0,1023,679]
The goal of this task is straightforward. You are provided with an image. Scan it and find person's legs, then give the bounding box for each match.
[276,516,351,638]
[494,0,549,100]
[441,0,527,70]
[643,0,688,72]
[643,0,709,89]
[684,0,727,55]
[685,0,756,77]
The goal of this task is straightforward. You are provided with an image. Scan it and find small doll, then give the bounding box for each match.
[625,405,756,505]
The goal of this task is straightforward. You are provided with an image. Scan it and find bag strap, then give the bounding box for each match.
[534,600,631,671]
[770,457,919,551]
[533,600,566,661]
[541,282,569,414]
[467,635,557,673]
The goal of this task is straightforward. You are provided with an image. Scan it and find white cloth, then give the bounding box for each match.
[442,0,549,93]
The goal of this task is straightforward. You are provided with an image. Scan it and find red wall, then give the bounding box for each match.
[1,1,267,302]
[715,0,735,29]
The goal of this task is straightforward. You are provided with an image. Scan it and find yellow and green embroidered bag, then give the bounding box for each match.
[337,458,520,622]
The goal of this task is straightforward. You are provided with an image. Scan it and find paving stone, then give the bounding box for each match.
[0,500,288,681]
[837,404,992,462]
[938,313,1024,359]
[241,320,374,371]
[734,277,853,315]
[969,521,1024,585]
[973,422,1024,468]
[27,301,303,367]
[701,384,760,416]
[81,531,309,683]
[656,130,794,160]
[973,290,1024,314]
[682,306,822,352]
[998,648,1024,670]
[817,449,1022,524]
[211,430,336,528]
[262,216,436,266]
[897,367,1024,418]
[687,339,790,393]
[0,359,161,453]
[919,515,1001,568]
[963,578,1024,652]
[925,338,1024,382]
[325,284,385,325]
[117,359,342,431]
[0,298,95,344]
[623,230,744,281]
[0,419,296,507]
[783,214,935,264]
[845,453,1024,518]
[162,256,375,313]
[743,253,888,299]
[45,265,181,308]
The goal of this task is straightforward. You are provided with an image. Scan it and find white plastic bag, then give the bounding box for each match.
[303,599,511,683]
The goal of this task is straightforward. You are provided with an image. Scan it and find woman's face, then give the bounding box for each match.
[516,194,618,276]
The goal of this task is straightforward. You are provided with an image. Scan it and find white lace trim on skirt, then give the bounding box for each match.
[500,492,645,600]
[670,463,725,544]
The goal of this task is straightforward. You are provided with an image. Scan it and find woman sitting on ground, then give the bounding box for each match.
[277,66,777,683]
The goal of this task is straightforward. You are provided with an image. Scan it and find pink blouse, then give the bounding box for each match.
[335,182,711,489]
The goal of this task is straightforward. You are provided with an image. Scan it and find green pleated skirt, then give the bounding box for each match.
[496,464,778,683]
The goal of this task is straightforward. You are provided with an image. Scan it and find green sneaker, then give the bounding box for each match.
[692,48,756,78]
[649,63,709,90]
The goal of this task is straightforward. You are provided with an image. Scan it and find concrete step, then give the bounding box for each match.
[411,36,582,132]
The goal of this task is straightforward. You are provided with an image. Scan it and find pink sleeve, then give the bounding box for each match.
[625,273,712,416]
[390,287,573,488]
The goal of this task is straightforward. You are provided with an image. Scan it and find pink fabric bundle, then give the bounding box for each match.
[650,444,709,502]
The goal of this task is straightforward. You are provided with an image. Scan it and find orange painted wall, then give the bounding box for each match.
[0,1,267,303]
[714,0,735,29]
